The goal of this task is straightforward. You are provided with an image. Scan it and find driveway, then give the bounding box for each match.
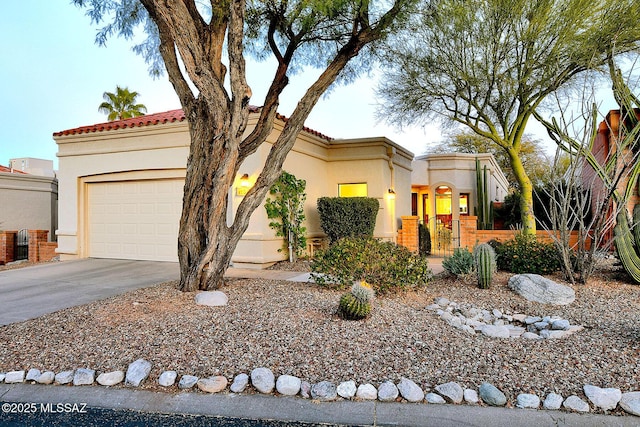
[0,259,179,326]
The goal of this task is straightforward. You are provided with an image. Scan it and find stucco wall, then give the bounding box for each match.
[0,172,58,240]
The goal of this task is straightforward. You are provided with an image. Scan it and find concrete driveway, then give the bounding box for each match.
[0,259,179,326]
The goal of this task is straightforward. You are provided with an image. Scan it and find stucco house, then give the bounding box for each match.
[53,109,509,267]
[0,160,58,240]
[54,109,414,267]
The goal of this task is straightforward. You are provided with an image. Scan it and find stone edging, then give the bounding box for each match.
[1,359,639,417]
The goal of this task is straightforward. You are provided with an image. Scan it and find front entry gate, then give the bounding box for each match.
[15,229,28,261]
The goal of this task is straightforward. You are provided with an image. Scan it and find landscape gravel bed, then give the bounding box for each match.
[0,267,639,414]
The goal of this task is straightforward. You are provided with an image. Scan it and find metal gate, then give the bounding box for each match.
[426,218,460,257]
[15,229,28,261]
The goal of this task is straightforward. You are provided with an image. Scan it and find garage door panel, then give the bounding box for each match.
[88,179,182,262]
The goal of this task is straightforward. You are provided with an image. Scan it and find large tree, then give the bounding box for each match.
[74,0,411,291]
[429,130,558,189]
[377,0,640,234]
[98,85,147,121]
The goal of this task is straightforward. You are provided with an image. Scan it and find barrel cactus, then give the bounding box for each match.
[474,243,496,289]
[338,280,374,320]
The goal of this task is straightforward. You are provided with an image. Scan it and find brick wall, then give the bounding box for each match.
[397,216,419,253]
[38,242,58,262]
[0,231,17,264]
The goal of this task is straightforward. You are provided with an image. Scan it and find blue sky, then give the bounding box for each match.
[0,1,440,170]
[0,2,627,170]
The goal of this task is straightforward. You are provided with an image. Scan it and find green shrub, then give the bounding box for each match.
[311,237,432,294]
[317,197,379,244]
[495,233,561,274]
[442,248,475,276]
[419,222,431,256]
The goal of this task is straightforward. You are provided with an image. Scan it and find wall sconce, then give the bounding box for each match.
[387,188,396,200]
[237,173,250,196]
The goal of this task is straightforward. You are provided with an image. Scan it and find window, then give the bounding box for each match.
[460,193,469,215]
[338,183,367,197]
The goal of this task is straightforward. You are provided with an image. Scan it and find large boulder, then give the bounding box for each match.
[508,274,575,305]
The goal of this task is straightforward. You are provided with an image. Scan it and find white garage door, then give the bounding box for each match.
[88,179,183,262]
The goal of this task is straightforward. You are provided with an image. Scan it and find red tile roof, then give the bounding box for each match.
[0,165,27,174]
[53,107,333,141]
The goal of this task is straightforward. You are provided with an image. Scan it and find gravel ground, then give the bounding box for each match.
[0,261,639,413]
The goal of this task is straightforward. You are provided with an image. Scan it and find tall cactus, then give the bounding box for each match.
[474,243,496,289]
[475,158,492,230]
[614,208,640,283]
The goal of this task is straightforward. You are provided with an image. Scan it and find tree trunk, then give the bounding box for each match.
[509,149,537,235]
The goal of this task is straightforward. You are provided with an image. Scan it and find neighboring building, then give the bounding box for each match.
[9,157,56,177]
[0,161,58,240]
[53,109,413,267]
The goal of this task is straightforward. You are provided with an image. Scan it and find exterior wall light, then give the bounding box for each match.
[237,173,250,196]
[387,188,396,200]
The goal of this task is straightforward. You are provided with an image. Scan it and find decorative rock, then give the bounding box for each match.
[195,291,228,307]
[97,370,124,386]
[36,371,55,385]
[516,393,540,409]
[426,304,441,311]
[276,375,302,396]
[492,309,503,318]
[125,359,151,387]
[583,384,621,411]
[230,373,249,393]
[534,321,549,330]
[521,332,543,340]
[435,297,450,307]
[378,381,399,402]
[539,330,568,339]
[426,393,446,404]
[55,370,74,385]
[178,375,199,389]
[435,382,463,404]
[356,383,378,400]
[336,380,357,399]
[563,395,590,412]
[620,392,640,416]
[251,367,275,394]
[158,371,177,387]
[479,383,507,406]
[508,274,575,305]
[397,378,424,403]
[5,370,25,384]
[311,381,337,401]
[543,393,564,410]
[480,325,511,339]
[300,381,312,399]
[26,368,41,382]
[0,373,4,383]
[197,376,228,393]
[524,316,543,325]
[464,389,479,405]
[551,319,570,330]
[73,368,95,386]
[512,314,527,322]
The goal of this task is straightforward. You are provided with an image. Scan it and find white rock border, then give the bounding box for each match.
[3,363,638,417]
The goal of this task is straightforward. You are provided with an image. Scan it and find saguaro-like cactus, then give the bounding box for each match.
[614,208,640,283]
[474,243,496,289]
[475,158,492,230]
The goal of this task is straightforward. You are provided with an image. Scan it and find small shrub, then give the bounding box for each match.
[419,223,431,256]
[317,197,379,244]
[442,248,475,276]
[311,237,432,294]
[338,281,374,320]
[495,233,561,274]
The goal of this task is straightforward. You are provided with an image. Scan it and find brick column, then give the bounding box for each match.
[459,216,478,250]
[28,230,49,263]
[398,216,419,253]
[0,231,18,264]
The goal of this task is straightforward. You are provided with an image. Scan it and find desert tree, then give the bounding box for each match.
[377,0,640,235]
[74,0,414,291]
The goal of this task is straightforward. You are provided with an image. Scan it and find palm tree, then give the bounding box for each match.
[98,86,147,121]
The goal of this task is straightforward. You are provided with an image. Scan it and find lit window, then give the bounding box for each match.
[460,193,469,215]
[338,183,368,197]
